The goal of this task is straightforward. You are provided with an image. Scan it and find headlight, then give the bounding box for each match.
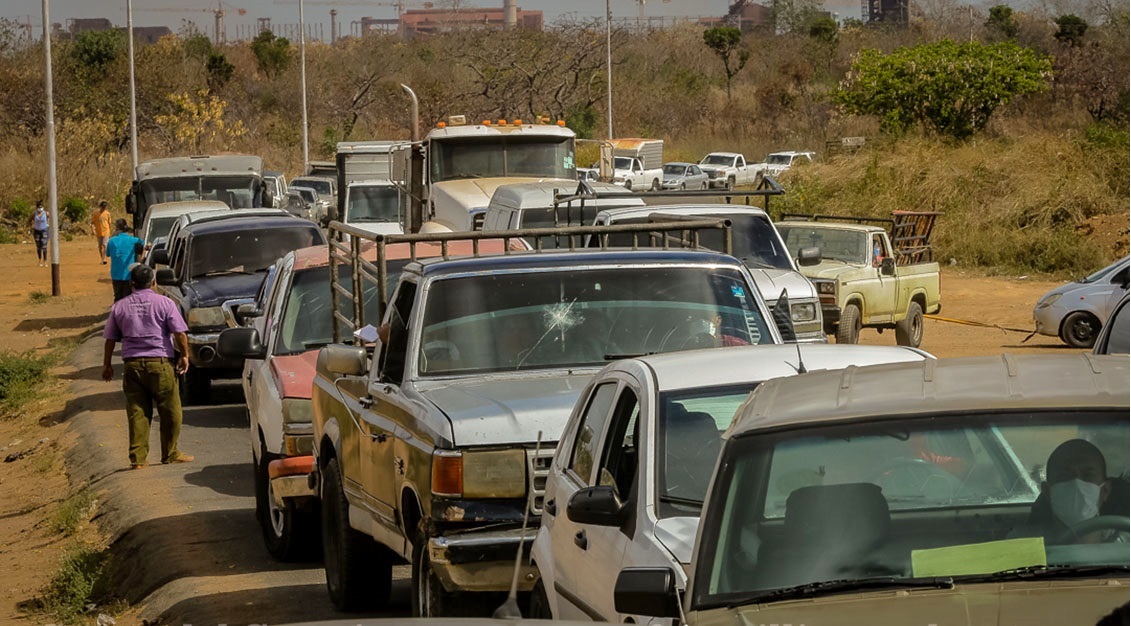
[1036,293,1062,308]
[815,280,836,295]
[187,306,226,329]
[431,449,527,499]
[282,398,312,425]
[791,302,818,322]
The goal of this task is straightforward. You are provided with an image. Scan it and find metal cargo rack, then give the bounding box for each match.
[552,176,786,214]
[780,210,942,265]
[327,218,734,343]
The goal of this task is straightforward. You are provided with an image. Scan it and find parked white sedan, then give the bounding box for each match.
[1033,255,1128,348]
[528,343,932,622]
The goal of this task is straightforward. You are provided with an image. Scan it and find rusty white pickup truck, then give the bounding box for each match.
[777,212,942,348]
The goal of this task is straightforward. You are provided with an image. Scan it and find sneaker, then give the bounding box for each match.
[165,453,194,464]
[130,463,146,470]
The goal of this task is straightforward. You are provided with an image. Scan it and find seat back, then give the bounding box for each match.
[662,407,723,502]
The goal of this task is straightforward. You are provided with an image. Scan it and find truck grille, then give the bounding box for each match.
[526,447,555,516]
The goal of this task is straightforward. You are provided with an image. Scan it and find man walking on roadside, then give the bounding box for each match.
[91,201,112,264]
[102,264,194,469]
[106,218,145,302]
[30,200,49,266]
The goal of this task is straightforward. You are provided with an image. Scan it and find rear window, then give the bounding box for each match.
[188,225,324,278]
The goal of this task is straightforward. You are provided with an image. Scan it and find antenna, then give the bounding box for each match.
[493,430,543,619]
[793,339,807,374]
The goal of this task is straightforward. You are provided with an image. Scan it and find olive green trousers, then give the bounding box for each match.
[122,358,183,465]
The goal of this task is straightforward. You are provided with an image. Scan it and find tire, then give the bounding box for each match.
[679,183,686,190]
[1060,311,1101,348]
[321,458,392,611]
[528,579,552,619]
[836,303,862,344]
[180,367,211,405]
[255,452,320,562]
[623,180,632,191]
[650,179,661,191]
[726,177,736,191]
[895,301,924,348]
[411,523,455,617]
[701,181,709,190]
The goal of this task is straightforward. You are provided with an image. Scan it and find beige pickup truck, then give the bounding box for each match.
[776,212,941,348]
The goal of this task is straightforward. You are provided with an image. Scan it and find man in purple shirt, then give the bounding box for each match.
[102,264,194,469]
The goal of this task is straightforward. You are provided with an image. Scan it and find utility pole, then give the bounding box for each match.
[127,0,138,172]
[300,0,310,173]
[605,0,613,139]
[42,0,60,295]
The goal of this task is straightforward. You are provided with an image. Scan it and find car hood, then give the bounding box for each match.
[698,164,729,174]
[415,372,594,445]
[271,350,319,400]
[653,516,700,565]
[799,260,869,279]
[707,579,1128,625]
[184,273,265,308]
[431,177,574,226]
[347,221,404,236]
[746,268,816,303]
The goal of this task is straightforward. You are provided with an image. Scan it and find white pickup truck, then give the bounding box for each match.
[611,156,662,191]
[697,152,759,190]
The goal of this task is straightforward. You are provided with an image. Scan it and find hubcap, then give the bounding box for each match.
[267,476,285,537]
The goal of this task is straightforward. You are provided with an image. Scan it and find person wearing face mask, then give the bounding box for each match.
[1025,438,1127,544]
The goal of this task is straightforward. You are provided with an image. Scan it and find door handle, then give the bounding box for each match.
[574,529,587,550]
[359,396,374,409]
[544,498,557,516]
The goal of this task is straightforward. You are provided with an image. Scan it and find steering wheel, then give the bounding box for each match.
[421,340,461,371]
[870,457,964,500]
[1054,515,1130,544]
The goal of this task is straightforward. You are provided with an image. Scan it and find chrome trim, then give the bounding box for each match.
[526,446,555,516]
[221,297,256,328]
[187,332,221,345]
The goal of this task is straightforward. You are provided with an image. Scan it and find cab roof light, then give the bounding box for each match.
[513,119,522,125]
[483,120,492,126]
[447,115,467,126]
[498,119,507,125]
[437,121,447,128]
[557,120,566,127]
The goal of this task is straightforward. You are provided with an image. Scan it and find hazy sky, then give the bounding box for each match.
[3,0,867,39]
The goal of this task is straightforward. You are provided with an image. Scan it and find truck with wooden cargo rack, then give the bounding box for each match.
[609,138,663,191]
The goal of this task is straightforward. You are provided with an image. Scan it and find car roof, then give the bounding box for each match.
[596,205,769,221]
[491,181,642,210]
[624,344,931,393]
[408,249,744,278]
[729,353,1129,437]
[664,162,696,167]
[775,220,885,234]
[703,152,740,158]
[290,238,525,271]
[181,213,317,236]
[146,201,230,218]
[292,176,334,183]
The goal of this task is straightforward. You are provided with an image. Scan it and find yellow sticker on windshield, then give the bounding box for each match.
[911,537,1046,578]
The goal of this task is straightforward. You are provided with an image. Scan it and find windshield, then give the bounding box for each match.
[294,188,317,202]
[274,264,403,355]
[140,175,261,211]
[1080,258,1128,284]
[766,154,793,165]
[417,266,773,376]
[592,215,793,270]
[145,216,178,243]
[347,186,400,223]
[694,411,1128,609]
[614,157,633,170]
[778,225,868,265]
[700,154,734,167]
[293,178,333,196]
[656,385,757,517]
[429,135,575,181]
[664,165,689,176]
[188,226,322,279]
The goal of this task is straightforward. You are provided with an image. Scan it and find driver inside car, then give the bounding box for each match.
[1024,439,1127,544]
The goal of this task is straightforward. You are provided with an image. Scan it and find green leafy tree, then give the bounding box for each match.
[702,26,749,102]
[808,16,839,44]
[251,30,291,78]
[205,51,234,91]
[1053,15,1088,47]
[184,33,213,62]
[834,40,1052,140]
[985,5,1019,40]
[70,29,127,79]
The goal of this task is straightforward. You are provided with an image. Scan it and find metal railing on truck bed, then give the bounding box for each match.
[326,218,734,344]
[780,210,942,265]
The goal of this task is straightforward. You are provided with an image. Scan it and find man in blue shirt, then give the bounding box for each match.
[106,218,145,301]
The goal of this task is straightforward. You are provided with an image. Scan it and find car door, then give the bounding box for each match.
[872,234,898,323]
[251,259,291,458]
[735,155,747,182]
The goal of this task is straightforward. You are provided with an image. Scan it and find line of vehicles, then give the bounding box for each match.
[122,112,1127,624]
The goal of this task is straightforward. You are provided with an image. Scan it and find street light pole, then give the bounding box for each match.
[42,0,60,295]
[605,0,613,139]
[299,0,310,174]
[127,0,138,172]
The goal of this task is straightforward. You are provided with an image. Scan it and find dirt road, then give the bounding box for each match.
[0,237,1076,624]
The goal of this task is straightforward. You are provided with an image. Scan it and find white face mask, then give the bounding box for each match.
[1049,479,1102,527]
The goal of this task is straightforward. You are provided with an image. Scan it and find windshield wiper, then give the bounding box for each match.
[192,269,252,278]
[729,576,955,606]
[659,494,703,508]
[958,564,1129,583]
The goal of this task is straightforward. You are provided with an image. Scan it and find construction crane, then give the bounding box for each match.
[133,1,247,42]
[273,0,431,16]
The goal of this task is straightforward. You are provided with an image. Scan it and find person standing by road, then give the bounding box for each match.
[102,264,194,469]
[106,218,145,302]
[91,201,112,264]
[30,200,49,266]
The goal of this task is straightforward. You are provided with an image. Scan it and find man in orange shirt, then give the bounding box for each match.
[91,201,112,264]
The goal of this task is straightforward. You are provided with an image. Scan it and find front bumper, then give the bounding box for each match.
[268,455,317,506]
[187,331,244,371]
[428,527,537,593]
[821,302,841,335]
[1032,305,1065,337]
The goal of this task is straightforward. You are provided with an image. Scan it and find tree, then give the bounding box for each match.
[1053,14,1088,47]
[985,5,1019,39]
[70,29,127,80]
[205,51,234,91]
[834,40,1052,140]
[702,26,749,102]
[251,30,291,78]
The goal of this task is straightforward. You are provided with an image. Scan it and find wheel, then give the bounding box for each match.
[321,457,392,611]
[726,177,735,191]
[527,579,552,619]
[255,452,320,562]
[895,301,924,348]
[1060,311,1101,348]
[836,303,861,344]
[679,182,686,190]
[412,523,455,616]
[623,180,632,190]
[701,181,709,190]
[180,367,211,405]
[650,178,661,191]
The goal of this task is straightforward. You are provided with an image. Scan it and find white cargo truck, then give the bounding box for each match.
[334,141,403,224]
[610,138,663,191]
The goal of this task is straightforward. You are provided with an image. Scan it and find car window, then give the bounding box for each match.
[569,383,618,484]
[691,166,702,176]
[596,389,640,500]
[1110,266,1128,286]
[1100,301,1129,354]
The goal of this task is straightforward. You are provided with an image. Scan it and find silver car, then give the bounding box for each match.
[1034,256,1129,348]
[661,162,709,190]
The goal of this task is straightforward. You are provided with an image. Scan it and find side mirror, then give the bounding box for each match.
[566,485,626,527]
[151,249,170,266]
[217,327,266,360]
[614,568,681,618]
[156,268,177,286]
[797,246,821,267]
[318,343,368,377]
[234,303,261,325]
[881,257,896,276]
